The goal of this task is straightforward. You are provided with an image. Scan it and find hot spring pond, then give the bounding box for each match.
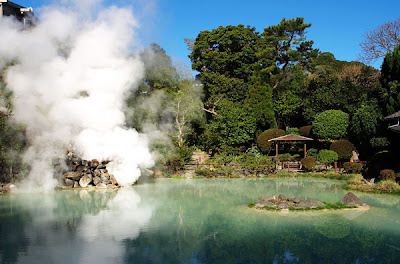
[1,178,400,264]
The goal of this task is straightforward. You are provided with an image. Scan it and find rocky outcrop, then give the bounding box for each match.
[251,192,369,211]
[341,192,368,207]
[61,151,119,189]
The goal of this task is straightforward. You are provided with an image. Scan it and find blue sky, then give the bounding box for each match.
[17,0,400,71]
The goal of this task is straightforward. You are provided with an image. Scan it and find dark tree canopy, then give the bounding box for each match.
[379,45,400,115]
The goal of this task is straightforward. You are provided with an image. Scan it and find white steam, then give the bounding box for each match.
[0,4,154,189]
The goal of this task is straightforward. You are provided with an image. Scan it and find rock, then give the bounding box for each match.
[64,171,82,180]
[97,164,106,169]
[79,174,93,188]
[278,194,287,201]
[91,159,99,168]
[93,169,101,177]
[256,195,275,204]
[254,201,276,208]
[277,201,289,209]
[293,195,303,203]
[96,183,107,188]
[295,200,325,209]
[110,174,118,185]
[73,181,80,188]
[341,192,368,207]
[93,176,101,186]
[64,178,75,187]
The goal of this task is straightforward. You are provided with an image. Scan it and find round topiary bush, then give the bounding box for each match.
[307,148,318,158]
[312,110,349,140]
[299,125,312,137]
[379,169,396,181]
[343,162,363,173]
[317,149,338,165]
[301,156,317,171]
[330,139,354,160]
[286,127,299,135]
[257,128,285,154]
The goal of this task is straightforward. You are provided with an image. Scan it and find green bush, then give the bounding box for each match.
[277,153,291,162]
[286,127,299,135]
[343,162,363,173]
[299,125,312,137]
[301,156,317,171]
[375,180,400,192]
[312,110,349,140]
[379,169,396,181]
[256,128,285,154]
[195,167,213,177]
[317,149,338,165]
[330,139,354,160]
[370,137,390,148]
[307,148,318,158]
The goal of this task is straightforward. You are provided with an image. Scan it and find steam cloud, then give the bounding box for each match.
[0,2,154,190]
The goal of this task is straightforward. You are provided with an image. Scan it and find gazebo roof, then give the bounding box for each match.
[384,110,400,120]
[268,134,313,142]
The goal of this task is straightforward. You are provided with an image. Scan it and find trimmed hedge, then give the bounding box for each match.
[257,128,285,154]
[312,110,349,140]
[380,169,396,181]
[301,156,317,171]
[330,139,354,160]
[343,162,363,173]
[317,149,338,164]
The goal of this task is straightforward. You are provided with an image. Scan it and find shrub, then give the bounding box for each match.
[257,128,285,154]
[277,153,291,162]
[348,174,363,185]
[307,148,318,158]
[375,180,400,193]
[301,156,317,171]
[312,110,349,140]
[286,127,299,135]
[317,149,338,165]
[330,139,354,160]
[379,169,396,181]
[343,162,363,173]
[370,137,390,148]
[195,167,213,177]
[299,125,312,137]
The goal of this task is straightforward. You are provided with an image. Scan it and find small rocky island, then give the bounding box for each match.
[249,192,370,211]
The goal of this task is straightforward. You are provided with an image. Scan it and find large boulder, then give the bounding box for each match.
[64,171,82,180]
[278,194,287,201]
[64,178,75,187]
[341,192,368,207]
[277,201,289,209]
[295,200,325,209]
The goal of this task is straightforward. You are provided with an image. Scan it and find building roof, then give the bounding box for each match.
[268,134,314,142]
[384,110,400,120]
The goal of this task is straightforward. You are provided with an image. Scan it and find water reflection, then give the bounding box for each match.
[1,179,400,263]
[0,188,154,264]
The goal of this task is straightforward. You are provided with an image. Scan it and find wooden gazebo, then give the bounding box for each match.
[268,134,314,157]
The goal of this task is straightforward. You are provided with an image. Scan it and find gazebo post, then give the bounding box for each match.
[304,143,307,158]
[275,143,278,156]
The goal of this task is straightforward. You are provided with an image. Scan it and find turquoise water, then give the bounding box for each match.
[1,178,400,263]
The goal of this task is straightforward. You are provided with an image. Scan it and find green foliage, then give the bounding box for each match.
[343,162,363,173]
[299,125,312,137]
[375,180,400,193]
[286,127,299,135]
[330,139,354,160]
[194,167,213,178]
[248,201,256,207]
[202,100,257,150]
[380,45,400,115]
[317,149,338,165]
[351,103,382,141]
[301,156,317,171]
[276,153,291,162]
[312,110,349,140]
[379,169,396,181]
[370,137,390,148]
[307,148,318,158]
[256,128,285,154]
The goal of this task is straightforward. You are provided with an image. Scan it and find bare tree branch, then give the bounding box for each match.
[359,17,400,63]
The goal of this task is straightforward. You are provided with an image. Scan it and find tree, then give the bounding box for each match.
[312,110,349,140]
[359,17,400,63]
[350,103,382,143]
[317,149,338,169]
[379,45,400,115]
